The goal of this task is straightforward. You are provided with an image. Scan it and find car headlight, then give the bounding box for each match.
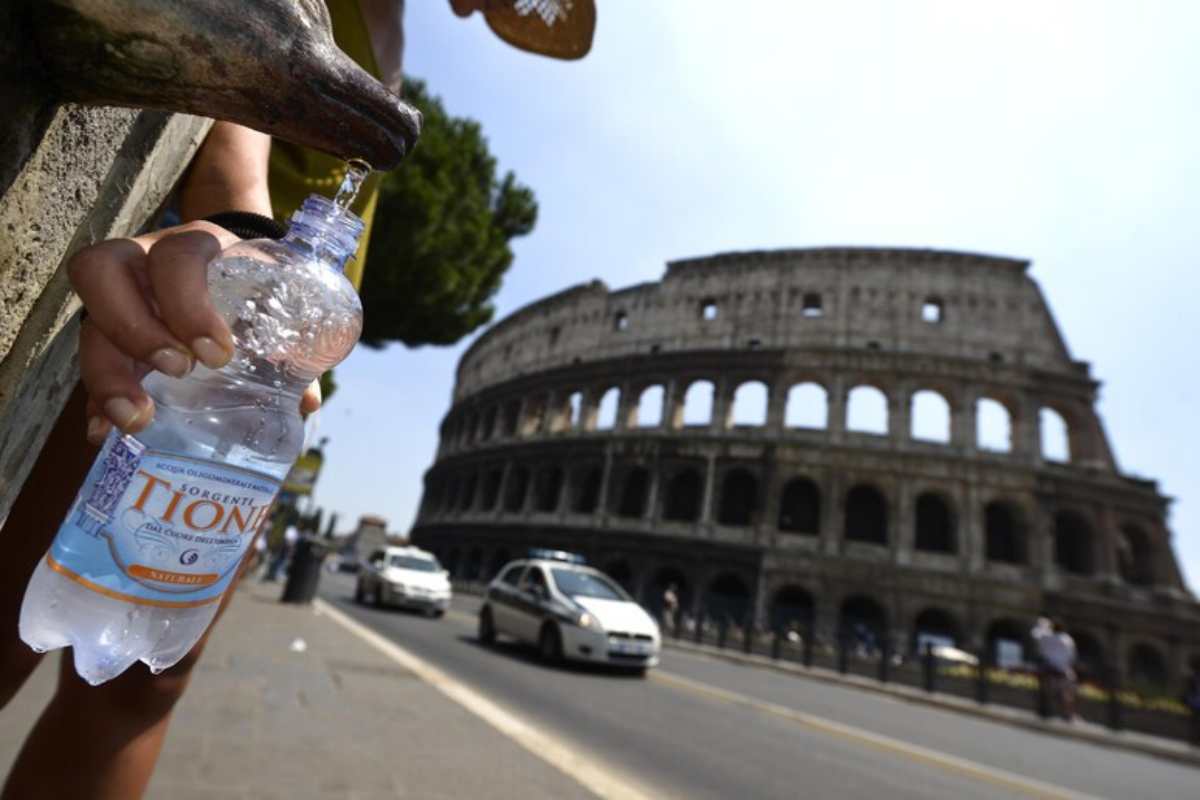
[576,611,603,632]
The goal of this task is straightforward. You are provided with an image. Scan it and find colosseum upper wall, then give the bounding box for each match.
[455,248,1083,404]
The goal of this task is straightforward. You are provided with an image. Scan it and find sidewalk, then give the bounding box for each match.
[661,636,1200,770]
[0,580,598,800]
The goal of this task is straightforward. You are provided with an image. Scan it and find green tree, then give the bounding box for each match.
[358,77,538,348]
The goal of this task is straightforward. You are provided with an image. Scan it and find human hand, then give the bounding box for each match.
[69,221,322,445]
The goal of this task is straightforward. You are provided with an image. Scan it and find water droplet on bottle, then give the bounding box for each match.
[333,160,372,211]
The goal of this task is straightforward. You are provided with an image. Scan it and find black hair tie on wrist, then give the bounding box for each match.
[202,211,287,241]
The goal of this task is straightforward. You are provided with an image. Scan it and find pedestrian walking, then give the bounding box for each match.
[662,583,680,634]
[1032,617,1078,721]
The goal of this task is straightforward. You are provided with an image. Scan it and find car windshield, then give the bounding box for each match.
[389,555,440,572]
[550,568,626,601]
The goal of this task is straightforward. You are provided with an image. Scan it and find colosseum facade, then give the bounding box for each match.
[411,247,1198,692]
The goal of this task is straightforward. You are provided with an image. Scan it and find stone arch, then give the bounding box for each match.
[912,607,961,651]
[985,618,1029,667]
[1128,642,1169,693]
[718,468,758,526]
[569,464,603,514]
[520,393,548,437]
[481,406,498,441]
[839,595,888,648]
[501,399,521,437]
[680,380,714,427]
[663,467,703,522]
[464,547,484,581]
[444,547,461,577]
[533,465,564,513]
[595,387,620,430]
[729,380,769,427]
[844,484,888,545]
[976,397,1013,453]
[1054,510,1094,575]
[700,298,719,320]
[636,384,664,428]
[503,465,530,513]
[847,385,888,435]
[914,491,956,554]
[615,466,651,518]
[704,573,752,625]
[784,382,827,428]
[1040,406,1071,462]
[769,586,815,632]
[1117,523,1156,587]
[1071,628,1106,681]
[778,477,820,534]
[480,467,503,511]
[487,549,512,580]
[567,390,584,429]
[910,389,951,443]
[458,472,478,511]
[602,559,635,596]
[984,500,1027,564]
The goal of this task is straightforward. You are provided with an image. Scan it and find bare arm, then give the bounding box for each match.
[178,122,273,220]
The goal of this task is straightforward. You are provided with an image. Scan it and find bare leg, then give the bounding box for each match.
[0,386,95,710]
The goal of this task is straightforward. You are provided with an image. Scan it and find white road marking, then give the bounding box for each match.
[650,670,1102,800]
[313,598,662,800]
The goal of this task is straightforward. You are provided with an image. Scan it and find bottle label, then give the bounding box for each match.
[49,434,280,607]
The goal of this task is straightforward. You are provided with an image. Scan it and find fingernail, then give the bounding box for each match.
[86,416,108,442]
[104,397,144,430]
[192,337,230,369]
[149,347,192,378]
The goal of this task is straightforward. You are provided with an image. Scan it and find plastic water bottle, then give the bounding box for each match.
[19,175,368,685]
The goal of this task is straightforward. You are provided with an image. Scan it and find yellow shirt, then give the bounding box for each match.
[268,0,390,290]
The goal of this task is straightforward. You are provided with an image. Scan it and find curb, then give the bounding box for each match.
[662,638,1200,770]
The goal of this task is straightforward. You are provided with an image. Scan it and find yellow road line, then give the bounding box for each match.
[651,670,1100,800]
[315,598,662,800]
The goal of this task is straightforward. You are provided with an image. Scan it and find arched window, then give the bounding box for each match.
[913,608,960,652]
[567,391,583,429]
[636,385,664,428]
[847,386,888,435]
[704,574,751,625]
[481,406,498,441]
[986,618,1027,667]
[570,465,603,514]
[464,548,483,581]
[921,297,944,324]
[533,466,564,513]
[616,467,650,518]
[976,398,1012,452]
[700,299,719,321]
[845,485,887,545]
[1040,407,1070,462]
[663,469,703,522]
[778,478,820,534]
[718,469,758,526]
[730,381,768,427]
[1072,630,1105,682]
[802,293,823,318]
[613,310,629,332]
[914,493,955,553]
[1117,524,1155,586]
[459,473,478,511]
[1054,511,1093,575]
[984,501,1026,564]
[1128,644,1168,692]
[785,382,827,428]
[681,380,714,426]
[770,586,815,632]
[503,465,530,513]
[910,390,950,443]
[595,387,620,430]
[501,400,520,437]
[839,595,887,650]
[444,548,461,577]
[480,468,503,510]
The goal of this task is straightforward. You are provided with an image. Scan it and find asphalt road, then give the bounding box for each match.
[319,573,1197,799]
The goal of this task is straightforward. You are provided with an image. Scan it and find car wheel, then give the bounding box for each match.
[625,666,649,678]
[478,607,496,645]
[538,623,563,665]
[373,585,385,608]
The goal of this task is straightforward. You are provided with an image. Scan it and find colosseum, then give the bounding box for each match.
[411,247,1198,692]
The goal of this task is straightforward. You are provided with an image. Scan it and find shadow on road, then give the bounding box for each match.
[455,634,647,680]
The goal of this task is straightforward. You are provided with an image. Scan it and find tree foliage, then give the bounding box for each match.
[358,78,538,348]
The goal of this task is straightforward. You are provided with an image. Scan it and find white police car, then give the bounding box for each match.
[477,550,661,675]
[355,545,451,617]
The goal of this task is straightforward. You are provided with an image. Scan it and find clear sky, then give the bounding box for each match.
[312,2,1200,589]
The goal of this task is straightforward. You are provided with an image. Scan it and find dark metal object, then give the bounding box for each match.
[30,0,421,169]
[878,636,890,684]
[693,610,704,645]
[281,537,327,604]
[803,622,814,668]
[975,650,989,705]
[717,618,728,650]
[837,631,848,675]
[771,629,782,660]
[1106,661,1124,731]
[922,643,936,693]
[742,615,754,655]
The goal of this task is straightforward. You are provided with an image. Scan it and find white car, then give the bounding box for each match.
[477,552,661,675]
[356,546,451,617]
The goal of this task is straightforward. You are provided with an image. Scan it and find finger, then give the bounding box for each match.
[79,321,155,435]
[83,397,113,446]
[144,223,240,369]
[67,239,194,379]
[300,380,322,417]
